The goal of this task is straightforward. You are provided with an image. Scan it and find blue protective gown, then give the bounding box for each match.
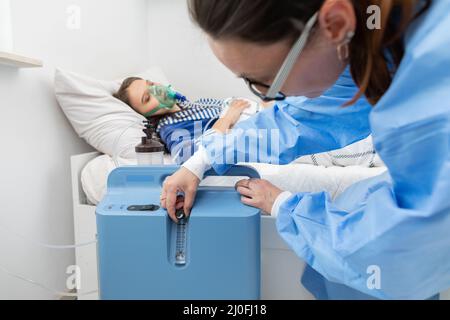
[199,0,450,299]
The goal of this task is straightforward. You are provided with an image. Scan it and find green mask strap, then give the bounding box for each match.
[143,105,171,117]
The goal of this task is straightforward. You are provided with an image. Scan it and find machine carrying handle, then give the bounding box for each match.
[107,165,260,191]
[204,165,260,179]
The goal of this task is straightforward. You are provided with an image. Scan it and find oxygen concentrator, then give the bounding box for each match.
[96,165,261,300]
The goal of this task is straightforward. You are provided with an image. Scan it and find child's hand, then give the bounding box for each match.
[235,179,283,215]
[223,99,251,126]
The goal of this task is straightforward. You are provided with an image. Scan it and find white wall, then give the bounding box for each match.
[0,0,149,299]
[146,0,252,100]
[0,0,251,300]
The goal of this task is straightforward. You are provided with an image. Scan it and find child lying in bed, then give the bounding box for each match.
[114,77,383,168]
[114,77,259,164]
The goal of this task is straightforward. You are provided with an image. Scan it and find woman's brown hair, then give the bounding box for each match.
[188,0,431,105]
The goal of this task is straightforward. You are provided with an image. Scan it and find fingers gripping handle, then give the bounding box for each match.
[161,166,260,219]
[107,165,260,191]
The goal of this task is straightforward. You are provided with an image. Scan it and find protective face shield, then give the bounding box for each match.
[143,85,187,117]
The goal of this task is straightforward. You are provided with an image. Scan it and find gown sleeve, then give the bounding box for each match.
[200,67,372,174]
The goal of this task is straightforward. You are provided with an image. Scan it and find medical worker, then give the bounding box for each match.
[160,0,450,299]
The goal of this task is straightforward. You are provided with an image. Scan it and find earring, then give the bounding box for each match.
[337,31,355,62]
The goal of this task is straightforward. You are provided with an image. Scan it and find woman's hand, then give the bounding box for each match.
[235,179,283,215]
[161,167,201,222]
[213,99,250,133]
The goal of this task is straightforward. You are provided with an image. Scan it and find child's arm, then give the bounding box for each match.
[212,99,250,134]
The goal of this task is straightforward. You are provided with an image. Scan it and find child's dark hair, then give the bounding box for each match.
[113,77,143,107]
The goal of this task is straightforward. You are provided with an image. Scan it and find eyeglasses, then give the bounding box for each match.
[243,77,286,102]
[244,12,319,102]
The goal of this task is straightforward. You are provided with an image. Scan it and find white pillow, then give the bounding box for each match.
[81,154,175,205]
[55,67,170,159]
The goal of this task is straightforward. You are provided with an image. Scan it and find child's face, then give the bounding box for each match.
[127,79,177,116]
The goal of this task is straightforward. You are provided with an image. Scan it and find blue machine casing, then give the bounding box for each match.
[96,165,261,300]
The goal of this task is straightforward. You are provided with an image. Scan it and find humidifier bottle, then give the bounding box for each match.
[135,121,165,165]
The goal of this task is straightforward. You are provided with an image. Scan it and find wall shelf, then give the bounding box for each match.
[0,51,43,68]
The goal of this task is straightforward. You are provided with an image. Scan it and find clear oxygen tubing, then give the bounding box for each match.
[0,223,98,298]
[112,118,147,168]
[0,118,148,298]
[0,223,96,249]
[0,265,98,298]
